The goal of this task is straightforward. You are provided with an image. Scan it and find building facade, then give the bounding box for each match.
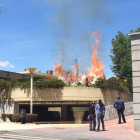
[1,87,132,123]
[0,70,133,123]
[129,32,140,133]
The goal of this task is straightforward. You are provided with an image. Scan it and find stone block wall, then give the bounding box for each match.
[104,102,133,121]
[129,32,140,133]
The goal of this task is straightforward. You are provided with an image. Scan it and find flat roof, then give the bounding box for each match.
[17,71,57,80]
[128,32,140,36]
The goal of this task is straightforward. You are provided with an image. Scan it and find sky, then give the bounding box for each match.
[0,0,140,78]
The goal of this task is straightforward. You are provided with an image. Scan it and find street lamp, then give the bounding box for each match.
[28,67,37,114]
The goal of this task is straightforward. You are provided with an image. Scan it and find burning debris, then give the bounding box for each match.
[54,31,105,86]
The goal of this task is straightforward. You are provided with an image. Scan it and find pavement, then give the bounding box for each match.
[0,115,140,140]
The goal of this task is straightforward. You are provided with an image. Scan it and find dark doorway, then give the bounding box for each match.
[47,111,60,121]
[19,104,61,121]
[20,105,30,113]
[83,111,89,121]
[33,106,48,121]
[19,104,89,122]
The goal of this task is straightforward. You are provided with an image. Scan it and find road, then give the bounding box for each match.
[0,131,88,140]
[0,115,140,140]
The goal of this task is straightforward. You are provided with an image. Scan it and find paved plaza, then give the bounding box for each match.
[0,115,140,140]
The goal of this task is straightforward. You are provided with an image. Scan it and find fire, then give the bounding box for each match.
[90,31,104,77]
[54,30,105,85]
[54,63,63,76]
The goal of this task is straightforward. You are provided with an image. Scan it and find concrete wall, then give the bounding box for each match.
[0,101,133,122]
[65,102,133,123]
[104,102,133,121]
[0,101,14,122]
[0,70,30,80]
[11,87,132,104]
[129,32,140,133]
[0,87,132,122]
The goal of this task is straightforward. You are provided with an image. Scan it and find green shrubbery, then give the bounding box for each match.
[93,77,132,94]
[16,77,65,89]
[0,76,65,91]
[1,114,38,122]
[10,114,21,122]
[34,80,65,89]
[25,114,38,122]
[1,114,20,122]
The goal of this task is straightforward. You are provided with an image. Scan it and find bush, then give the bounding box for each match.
[25,114,38,122]
[2,114,38,123]
[6,114,13,121]
[1,114,21,122]
[93,77,132,94]
[11,114,21,122]
[34,80,65,89]
[1,114,6,121]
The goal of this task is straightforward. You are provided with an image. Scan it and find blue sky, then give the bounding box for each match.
[0,0,140,78]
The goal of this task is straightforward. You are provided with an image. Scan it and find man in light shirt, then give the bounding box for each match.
[96,99,105,131]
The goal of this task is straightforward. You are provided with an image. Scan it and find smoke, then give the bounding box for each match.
[47,0,114,71]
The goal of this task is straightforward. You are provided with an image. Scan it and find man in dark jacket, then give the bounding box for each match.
[114,96,126,124]
[89,101,96,131]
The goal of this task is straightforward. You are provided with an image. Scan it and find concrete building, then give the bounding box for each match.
[1,87,132,123]
[129,32,140,133]
[0,69,133,123]
[0,70,30,80]
[0,69,57,81]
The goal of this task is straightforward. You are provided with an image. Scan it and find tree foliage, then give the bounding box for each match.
[0,77,65,114]
[0,79,15,114]
[110,27,140,78]
[94,78,132,94]
[0,77,65,100]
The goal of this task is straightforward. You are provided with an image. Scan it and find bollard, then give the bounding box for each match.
[20,109,26,124]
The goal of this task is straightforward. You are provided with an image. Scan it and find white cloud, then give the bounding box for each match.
[0,61,15,68]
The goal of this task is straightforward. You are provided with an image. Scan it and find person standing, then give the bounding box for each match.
[89,101,96,131]
[114,96,126,124]
[96,99,105,131]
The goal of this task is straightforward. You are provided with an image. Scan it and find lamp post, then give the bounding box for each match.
[28,68,37,114]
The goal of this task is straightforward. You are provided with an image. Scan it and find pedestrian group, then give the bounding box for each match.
[89,96,126,132]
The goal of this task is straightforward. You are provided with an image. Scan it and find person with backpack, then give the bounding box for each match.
[114,96,126,124]
[89,101,96,131]
[96,99,105,131]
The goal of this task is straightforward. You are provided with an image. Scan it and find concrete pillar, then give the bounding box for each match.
[129,32,140,133]
[72,107,88,123]
[14,102,19,114]
[61,105,68,121]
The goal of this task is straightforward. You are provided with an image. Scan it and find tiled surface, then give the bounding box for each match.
[8,115,140,140]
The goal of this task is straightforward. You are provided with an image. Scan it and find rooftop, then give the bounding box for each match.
[17,71,57,80]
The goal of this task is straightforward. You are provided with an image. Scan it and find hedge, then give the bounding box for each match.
[93,77,132,94]
[25,114,38,123]
[1,114,38,123]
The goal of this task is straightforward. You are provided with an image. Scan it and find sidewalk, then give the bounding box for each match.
[1,115,140,140]
[0,122,51,131]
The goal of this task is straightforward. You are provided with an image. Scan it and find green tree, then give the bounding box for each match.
[110,27,140,78]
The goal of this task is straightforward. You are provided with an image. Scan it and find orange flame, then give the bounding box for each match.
[89,30,104,77]
[73,64,78,76]
[54,63,63,76]
[54,30,105,85]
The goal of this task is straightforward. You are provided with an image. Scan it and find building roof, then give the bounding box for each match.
[17,71,57,80]
[128,32,140,36]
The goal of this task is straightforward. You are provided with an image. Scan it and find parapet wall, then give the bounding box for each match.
[11,87,132,105]
[104,102,133,121]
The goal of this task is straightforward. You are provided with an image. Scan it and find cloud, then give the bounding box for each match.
[0,61,15,68]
